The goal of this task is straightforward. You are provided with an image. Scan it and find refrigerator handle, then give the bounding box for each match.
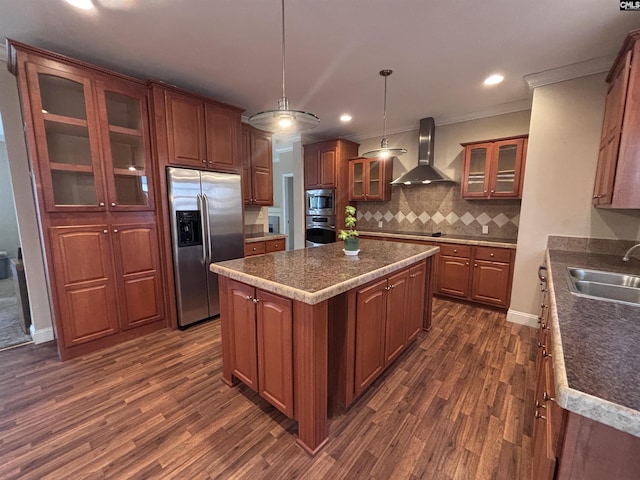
[203,193,213,265]
[196,194,208,264]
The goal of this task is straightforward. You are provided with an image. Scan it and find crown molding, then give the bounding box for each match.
[524,55,615,89]
[436,100,532,126]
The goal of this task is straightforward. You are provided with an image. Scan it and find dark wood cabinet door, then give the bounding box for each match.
[406,262,426,343]
[165,90,206,167]
[226,279,258,391]
[470,260,510,307]
[25,62,107,213]
[95,78,154,211]
[303,144,320,189]
[256,289,293,417]
[319,146,337,187]
[205,103,241,172]
[111,222,164,330]
[49,225,119,347]
[437,255,470,298]
[385,269,409,364]
[593,50,630,206]
[241,126,252,204]
[251,130,273,205]
[354,278,387,395]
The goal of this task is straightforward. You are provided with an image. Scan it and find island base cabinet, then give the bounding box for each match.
[220,278,294,417]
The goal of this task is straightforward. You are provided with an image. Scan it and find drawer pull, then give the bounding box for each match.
[490,253,494,257]
[535,400,546,409]
[409,274,416,278]
[252,298,259,304]
[543,350,552,358]
[543,392,555,402]
[534,411,546,420]
[453,249,458,253]
[253,247,257,251]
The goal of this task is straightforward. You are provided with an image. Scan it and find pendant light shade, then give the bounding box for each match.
[362,69,407,159]
[249,0,319,133]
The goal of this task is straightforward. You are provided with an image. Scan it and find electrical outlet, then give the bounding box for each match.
[257,210,264,219]
[378,221,383,228]
[482,225,489,234]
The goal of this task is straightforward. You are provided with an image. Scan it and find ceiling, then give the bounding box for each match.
[0,1,638,141]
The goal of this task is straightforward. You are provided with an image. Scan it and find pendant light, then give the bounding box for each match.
[248,0,320,133]
[362,69,407,159]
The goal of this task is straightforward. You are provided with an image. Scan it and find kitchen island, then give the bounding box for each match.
[210,239,439,454]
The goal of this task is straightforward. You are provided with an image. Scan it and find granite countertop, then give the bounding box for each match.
[211,239,439,305]
[245,232,287,243]
[358,230,517,249]
[545,249,640,437]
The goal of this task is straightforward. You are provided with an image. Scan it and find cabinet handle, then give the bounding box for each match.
[253,247,257,251]
[537,316,542,324]
[541,303,547,309]
[465,262,469,266]
[453,249,458,253]
[490,190,495,193]
[202,159,206,163]
[113,229,118,233]
[245,295,253,301]
[534,411,547,421]
[252,298,259,304]
[384,285,391,291]
[543,350,552,358]
[103,229,108,234]
[111,202,116,207]
[543,392,555,402]
[535,400,547,410]
[490,253,494,257]
[537,342,545,349]
[474,263,478,267]
[593,194,602,199]
[483,190,487,194]
[409,274,416,278]
[274,244,279,248]
[99,202,105,207]
[538,266,547,282]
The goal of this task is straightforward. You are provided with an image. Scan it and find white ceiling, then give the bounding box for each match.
[0,1,638,141]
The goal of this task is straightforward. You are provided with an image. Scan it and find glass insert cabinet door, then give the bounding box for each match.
[95,79,154,210]
[26,63,106,211]
[463,143,491,197]
[491,138,525,197]
[350,159,365,199]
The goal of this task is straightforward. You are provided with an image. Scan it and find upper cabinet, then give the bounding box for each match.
[304,139,359,190]
[461,135,528,200]
[348,157,392,202]
[151,83,243,174]
[242,124,273,206]
[593,31,640,209]
[21,56,154,212]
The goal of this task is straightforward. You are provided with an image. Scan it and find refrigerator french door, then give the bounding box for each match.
[167,167,243,327]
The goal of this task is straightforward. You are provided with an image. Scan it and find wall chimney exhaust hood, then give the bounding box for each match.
[391,117,455,185]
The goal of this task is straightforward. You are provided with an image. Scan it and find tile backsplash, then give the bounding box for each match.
[355,183,521,239]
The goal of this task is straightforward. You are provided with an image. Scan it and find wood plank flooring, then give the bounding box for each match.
[0,298,537,479]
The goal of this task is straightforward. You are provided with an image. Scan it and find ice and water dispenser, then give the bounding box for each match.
[176,211,202,248]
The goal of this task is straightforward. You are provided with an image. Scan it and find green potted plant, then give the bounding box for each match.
[338,205,360,255]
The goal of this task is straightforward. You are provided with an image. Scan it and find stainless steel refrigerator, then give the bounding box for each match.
[167,167,243,328]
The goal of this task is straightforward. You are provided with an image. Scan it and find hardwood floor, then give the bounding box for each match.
[0,298,537,479]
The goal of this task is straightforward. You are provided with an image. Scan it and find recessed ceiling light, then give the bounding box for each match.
[484,74,504,86]
[64,0,94,10]
[340,114,352,122]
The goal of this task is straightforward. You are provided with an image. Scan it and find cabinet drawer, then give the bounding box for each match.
[265,239,285,253]
[474,246,512,263]
[244,241,266,257]
[438,243,471,258]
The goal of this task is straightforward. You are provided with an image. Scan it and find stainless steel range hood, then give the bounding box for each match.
[391,117,455,185]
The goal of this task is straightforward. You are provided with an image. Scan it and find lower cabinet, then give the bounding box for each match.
[224,278,294,417]
[244,238,286,257]
[49,221,164,349]
[354,261,425,397]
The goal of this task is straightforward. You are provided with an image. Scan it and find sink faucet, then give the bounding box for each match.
[622,243,640,262]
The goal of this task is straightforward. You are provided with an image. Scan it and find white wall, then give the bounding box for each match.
[0,141,20,259]
[356,110,532,182]
[0,66,54,343]
[509,73,640,324]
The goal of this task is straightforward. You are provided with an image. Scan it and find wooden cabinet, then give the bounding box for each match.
[242,124,273,205]
[48,221,164,347]
[161,87,242,173]
[436,244,472,298]
[348,157,393,201]
[9,41,167,359]
[353,263,424,396]
[461,135,528,199]
[304,139,359,189]
[244,238,286,257]
[593,31,640,208]
[22,56,154,213]
[223,279,294,417]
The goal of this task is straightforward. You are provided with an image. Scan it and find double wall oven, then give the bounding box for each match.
[305,189,336,247]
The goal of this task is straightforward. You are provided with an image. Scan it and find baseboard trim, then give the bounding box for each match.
[506,309,539,328]
[30,325,54,344]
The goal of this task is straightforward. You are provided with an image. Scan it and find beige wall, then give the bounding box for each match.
[0,141,21,259]
[509,73,640,323]
[356,110,532,183]
[0,66,54,343]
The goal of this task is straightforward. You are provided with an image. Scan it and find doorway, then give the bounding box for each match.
[283,174,294,250]
[0,115,32,350]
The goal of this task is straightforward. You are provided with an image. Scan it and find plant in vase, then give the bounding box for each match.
[338,205,359,255]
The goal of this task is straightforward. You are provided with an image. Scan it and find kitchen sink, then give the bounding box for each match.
[567,267,640,306]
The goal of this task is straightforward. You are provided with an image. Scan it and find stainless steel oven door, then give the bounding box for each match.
[306,189,336,216]
[305,226,336,247]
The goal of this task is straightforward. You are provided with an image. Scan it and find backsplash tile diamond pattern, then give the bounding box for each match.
[355,183,521,239]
